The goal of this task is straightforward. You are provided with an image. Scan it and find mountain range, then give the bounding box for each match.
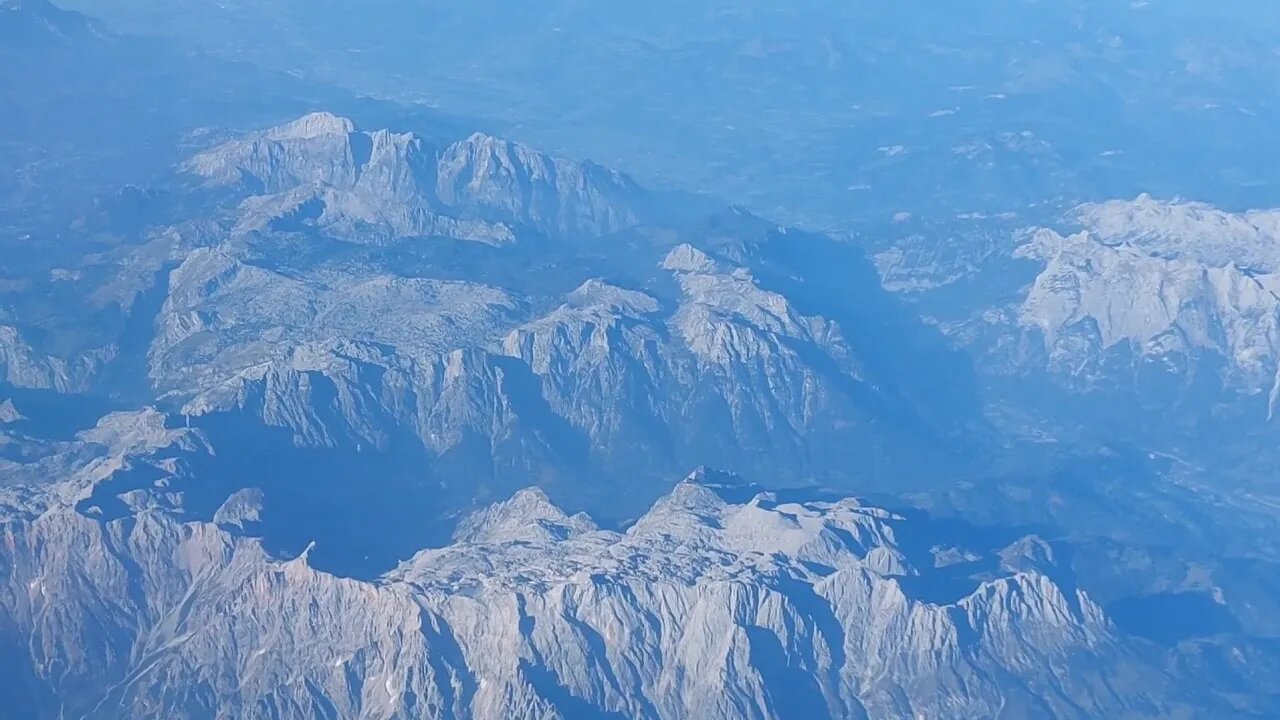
[1,2,1279,717]
[0,424,1246,718]
[0,106,1274,717]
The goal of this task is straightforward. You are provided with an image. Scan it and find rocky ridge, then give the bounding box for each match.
[98,114,970,515]
[938,196,1280,430]
[183,112,650,245]
[0,439,1208,719]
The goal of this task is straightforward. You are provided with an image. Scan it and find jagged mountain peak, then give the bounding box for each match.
[0,397,25,423]
[1073,194,1280,271]
[262,111,358,140]
[999,534,1058,575]
[453,487,598,545]
[445,130,632,185]
[631,470,784,543]
[451,130,531,156]
[678,465,761,495]
[181,113,653,242]
[565,278,660,314]
[212,487,265,530]
[1,452,1203,718]
[436,129,648,237]
[1014,213,1280,396]
[662,242,725,274]
[183,113,425,194]
[401,478,942,590]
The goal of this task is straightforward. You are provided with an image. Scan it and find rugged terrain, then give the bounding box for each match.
[1,2,1279,716]
[3,111,984,544]
[0,425,1236,718]
[0,108,1273,718]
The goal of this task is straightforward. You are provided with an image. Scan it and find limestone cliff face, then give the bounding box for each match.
[182,113,649,245]
[1015,224,1280,401]
[436,132,647,239]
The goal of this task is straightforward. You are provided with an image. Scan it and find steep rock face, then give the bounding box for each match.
[1074,194,1280,272]
[498,279,672,469]
[982,197,1280,423]
[873,197,1280,391]
[436,132,647,238]
[452,487,596,544]
[1015,227,1280,400]
[231,183,516,245]
[183,113,651,244]
[859,196,1280,519]
[148,243,581,486]
[173,340,566,458]
[185,112,384,193]
[495,242,920,485]
[184,112,462,243]
[666,243,865,437]
[0,452,1205,720]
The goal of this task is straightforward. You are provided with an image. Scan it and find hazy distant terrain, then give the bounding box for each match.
[57,0,1280,225]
